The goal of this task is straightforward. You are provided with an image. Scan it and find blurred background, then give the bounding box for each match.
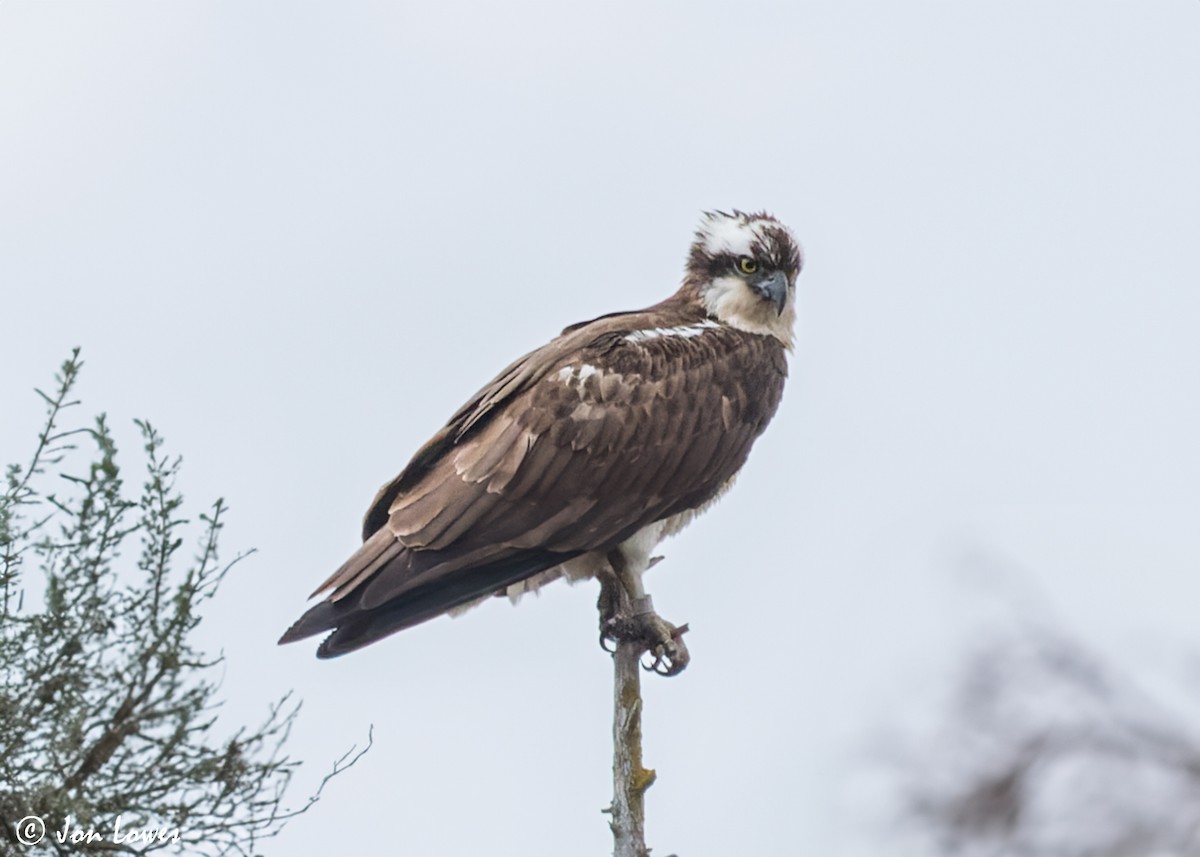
[2,2,1199,854]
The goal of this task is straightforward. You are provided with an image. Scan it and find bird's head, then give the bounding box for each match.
[682,210,803,348]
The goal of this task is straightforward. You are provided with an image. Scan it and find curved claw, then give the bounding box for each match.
[599,602,692,676]
[641,624,690,675]
[599,626,618,654]
[642,641,689,676]
[649,658,675,676]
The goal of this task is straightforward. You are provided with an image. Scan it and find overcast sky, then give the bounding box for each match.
[3,3,1199,855]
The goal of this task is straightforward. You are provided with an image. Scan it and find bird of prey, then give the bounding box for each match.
[280,210,802,674]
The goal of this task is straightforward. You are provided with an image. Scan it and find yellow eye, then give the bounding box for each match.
[738,256,758,275]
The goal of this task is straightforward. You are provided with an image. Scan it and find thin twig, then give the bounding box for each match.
[610,639,655,857]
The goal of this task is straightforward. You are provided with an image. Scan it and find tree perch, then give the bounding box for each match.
[600,556,685,857]
[610,636,656,857]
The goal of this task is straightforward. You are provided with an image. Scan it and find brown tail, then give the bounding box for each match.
[278,547,580,658]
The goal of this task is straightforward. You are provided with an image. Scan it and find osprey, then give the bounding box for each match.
[280,210,802,673]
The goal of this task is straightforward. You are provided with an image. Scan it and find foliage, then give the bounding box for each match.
[1,350,368,856]
[893,613,1200,857]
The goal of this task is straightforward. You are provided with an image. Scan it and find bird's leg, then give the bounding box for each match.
[596,567,624,654]
[598,550,690,676]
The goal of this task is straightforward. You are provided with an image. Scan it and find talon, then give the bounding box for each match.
[594,572,691,675]
[599,619,620,653]
[604,611,691,676]
[642,638,689,676]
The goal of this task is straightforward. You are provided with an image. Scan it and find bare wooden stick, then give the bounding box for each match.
[610,636,656,857]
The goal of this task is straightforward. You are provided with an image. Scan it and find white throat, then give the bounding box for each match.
[701,275,796,349]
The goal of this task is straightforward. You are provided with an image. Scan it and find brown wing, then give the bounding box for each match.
[279,303,787,657]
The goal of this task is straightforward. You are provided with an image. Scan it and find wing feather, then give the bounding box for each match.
[452,416,528,484]
[288,302,789,655]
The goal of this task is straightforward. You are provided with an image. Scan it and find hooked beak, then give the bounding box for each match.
[753,270,789,316]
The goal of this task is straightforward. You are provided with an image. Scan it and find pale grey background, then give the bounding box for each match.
[2,2,1198,855]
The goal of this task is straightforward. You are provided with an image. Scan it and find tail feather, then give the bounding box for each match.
[279,547,581,657]
[278,600,345,644]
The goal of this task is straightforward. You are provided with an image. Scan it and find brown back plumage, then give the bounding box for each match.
[280,215,800,658]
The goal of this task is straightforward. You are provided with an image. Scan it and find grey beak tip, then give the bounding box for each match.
[756,271,788,316]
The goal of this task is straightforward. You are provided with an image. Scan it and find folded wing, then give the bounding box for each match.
[279,304,787,657]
